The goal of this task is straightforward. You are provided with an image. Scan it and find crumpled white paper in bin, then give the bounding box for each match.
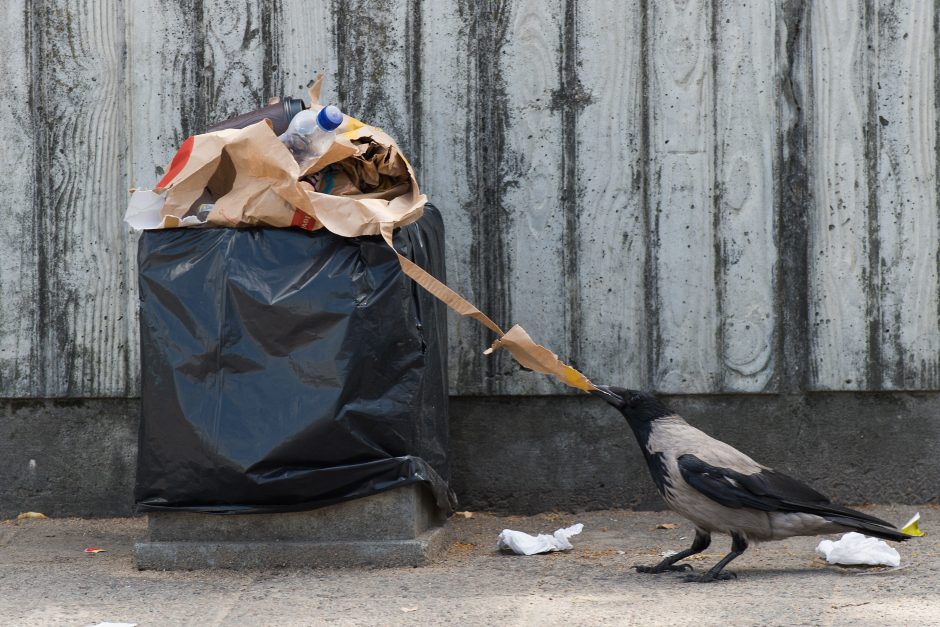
[123,189,207,230]
[124,190,166,230]
[497,523,584,555]
[815,532,900,567]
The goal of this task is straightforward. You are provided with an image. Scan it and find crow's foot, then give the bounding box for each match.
[680,571,736,583]
[634,563,693,574]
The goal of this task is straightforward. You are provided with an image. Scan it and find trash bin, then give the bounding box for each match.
[134,204,455,515]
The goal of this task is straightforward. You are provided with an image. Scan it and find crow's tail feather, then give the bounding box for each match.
[823,515,911,542]
[781,501,913,542]
[791,502,912,542]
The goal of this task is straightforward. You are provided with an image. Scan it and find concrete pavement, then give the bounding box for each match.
[1,505,937,626]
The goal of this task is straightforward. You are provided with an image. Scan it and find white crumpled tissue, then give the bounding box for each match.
[815,532,900,567]
[497,523,584,555]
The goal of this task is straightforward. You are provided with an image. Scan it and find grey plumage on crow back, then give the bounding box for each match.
[594,386,911,582]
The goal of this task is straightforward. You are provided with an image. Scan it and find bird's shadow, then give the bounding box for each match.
[659,565,908,583]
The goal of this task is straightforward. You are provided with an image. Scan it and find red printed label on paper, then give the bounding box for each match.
[291,209,319,231]
[156,136,195,189]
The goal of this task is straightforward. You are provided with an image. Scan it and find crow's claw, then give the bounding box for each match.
[635,563,693,574]
[680,571,737,583]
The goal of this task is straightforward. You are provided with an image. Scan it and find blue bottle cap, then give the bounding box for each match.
[317,105,343,132]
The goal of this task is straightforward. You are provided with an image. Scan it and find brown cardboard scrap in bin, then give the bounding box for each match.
[133,77,597,394]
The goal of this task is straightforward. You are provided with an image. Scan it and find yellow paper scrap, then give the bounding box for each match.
[16,512,48,521]
[901,512,925,537]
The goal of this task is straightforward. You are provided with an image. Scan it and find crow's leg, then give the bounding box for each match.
[682,533,747,583]
[635,530,711,573]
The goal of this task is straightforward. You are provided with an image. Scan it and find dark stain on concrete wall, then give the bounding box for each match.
[555,0,591,373]
[334,0,410,151]
[261,0,284,100]
[863,0,882,391]
[639,0,656,391]
[777,0,811,393]
[459,0,513,393]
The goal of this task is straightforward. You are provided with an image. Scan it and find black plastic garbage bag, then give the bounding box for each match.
[135,204,455,514]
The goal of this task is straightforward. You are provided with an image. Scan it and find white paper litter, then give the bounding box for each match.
[497,523,584,555]
[124,189,207,230]
[815,532,900,567]
[124,190,167,230]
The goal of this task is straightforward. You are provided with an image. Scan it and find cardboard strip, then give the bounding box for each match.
[380,223,502,335]
[485,325,597,392]
[379,224,597,393]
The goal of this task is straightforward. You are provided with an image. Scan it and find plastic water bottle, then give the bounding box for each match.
[278,105,343,171]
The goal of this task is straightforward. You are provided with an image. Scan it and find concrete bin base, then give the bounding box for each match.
[134,484,447,570]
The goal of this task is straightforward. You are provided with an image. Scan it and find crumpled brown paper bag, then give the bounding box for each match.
[155,121,311,228]
[154,114,423,233]
[145,78,597,393]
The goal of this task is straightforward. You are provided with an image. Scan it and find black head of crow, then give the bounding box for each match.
[593,385,912,583]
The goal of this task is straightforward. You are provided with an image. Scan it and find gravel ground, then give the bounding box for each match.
[0,505,937,626]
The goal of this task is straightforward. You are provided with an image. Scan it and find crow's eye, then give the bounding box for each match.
[629,394,641,407]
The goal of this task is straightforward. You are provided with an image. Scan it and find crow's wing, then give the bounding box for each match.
[676,454,897,529]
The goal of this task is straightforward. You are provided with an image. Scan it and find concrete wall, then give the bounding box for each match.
[2,2,940,516]
[2,394,937,519]
[4,1,940,398]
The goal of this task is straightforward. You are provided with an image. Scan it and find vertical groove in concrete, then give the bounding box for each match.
[26,0,46,396]
[405,0,423,171]
[640,0,656,391]
[559,0,582,370]
[776,0,811,393]
[261,0,284,100]
[936,0,940,384]
[769,0,784,394]
[460,0,512,392]
[864,0,881,391]
[331,0,346,107]
[191,0,207,134]
[710,0,724,392]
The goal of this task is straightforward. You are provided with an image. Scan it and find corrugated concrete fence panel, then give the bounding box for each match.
[418,0,479,393]
[575,1,647,395]
[648,0,720,394]
[808,1,873,391]
[3,0,940,398]
[498,0,569,396]
[0,1,40,397]
[873,0,940,390]
[714,0,778,393]
[0,0,135,397]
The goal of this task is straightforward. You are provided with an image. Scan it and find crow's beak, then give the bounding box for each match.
[591,385,624,407]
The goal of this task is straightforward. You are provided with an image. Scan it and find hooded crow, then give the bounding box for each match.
[594,385,911,582]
